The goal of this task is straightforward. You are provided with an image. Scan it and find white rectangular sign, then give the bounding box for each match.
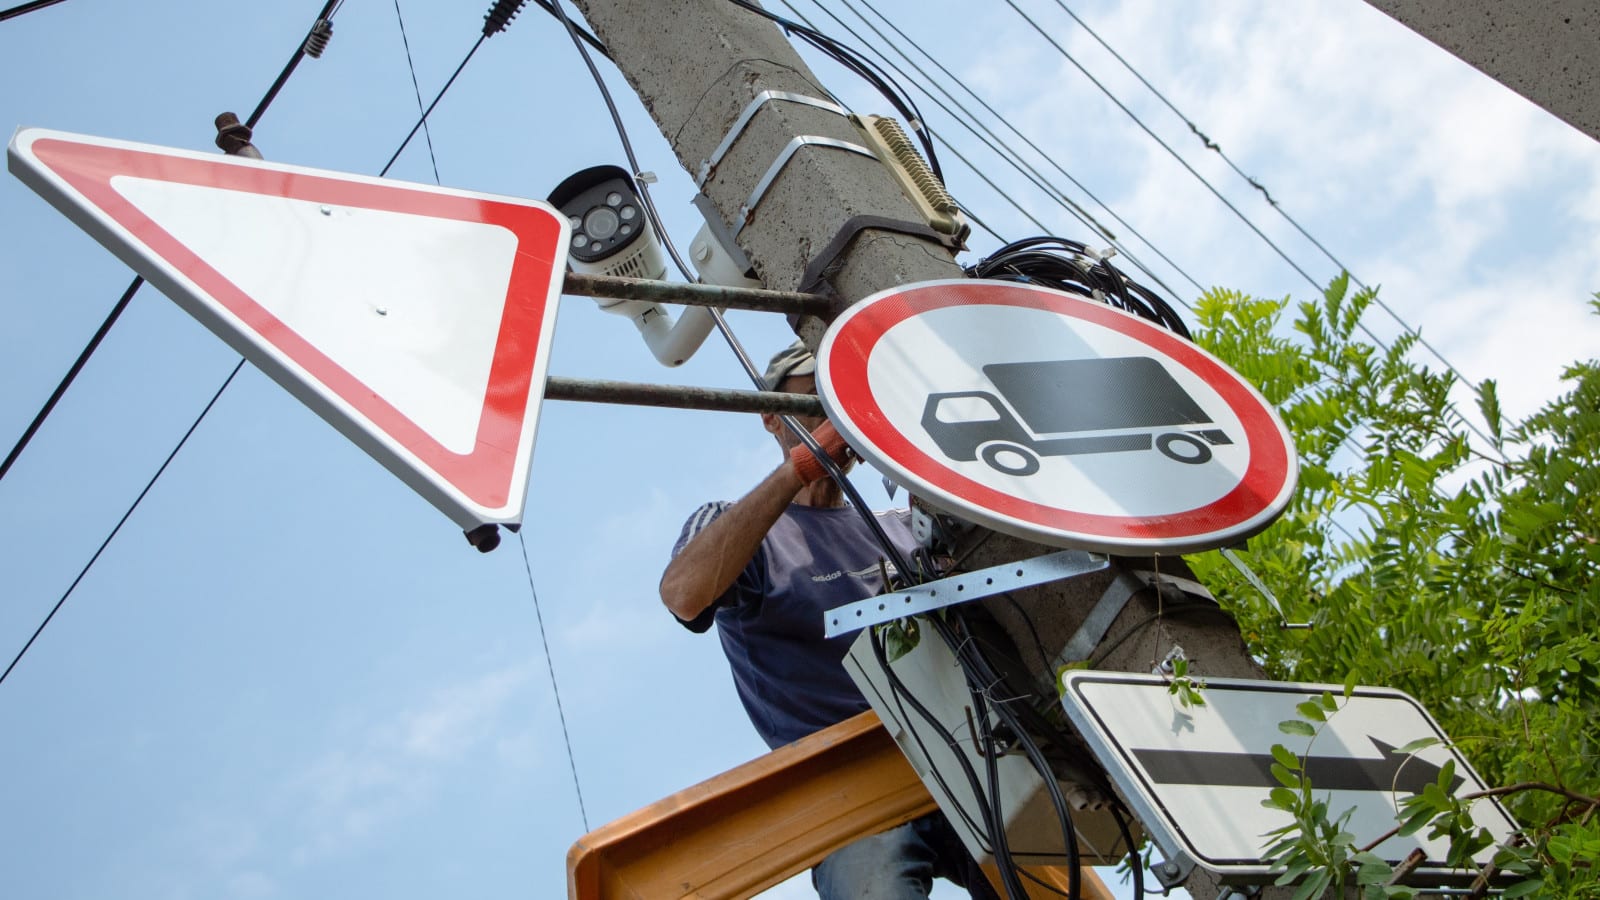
[1060,672,1518,884]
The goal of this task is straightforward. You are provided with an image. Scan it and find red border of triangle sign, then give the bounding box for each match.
[8,127,570,533]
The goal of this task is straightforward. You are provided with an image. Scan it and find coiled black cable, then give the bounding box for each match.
[967,236,1191,339]
[934,614,1084,899]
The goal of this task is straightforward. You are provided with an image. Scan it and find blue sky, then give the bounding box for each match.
[2,2,1598,899]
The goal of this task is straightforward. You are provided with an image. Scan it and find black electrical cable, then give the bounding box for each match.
[968,236,1191,338]
[869,626,1003,850]
[954,618,1080,900]
[526,0,609,57]
[247,0,341,129]
[1002,0,1505,460]
[795,0,1204,305]
[2,6,498,686]
[380,35,485,176]
[723,0,942,181]
[391,0,441,184]
[974,695,1031,900]
[0,277,141,484]
[934,605,1107,890]
[517,532,591,831]
[0,0,343,489]
[1108,803,1146,900]
[0,0,66,23]
[1047,0,1473,406]
[835,0,1208,298]
[0,361,246,689]
[937,613,1084,899]
[540,0,916,581]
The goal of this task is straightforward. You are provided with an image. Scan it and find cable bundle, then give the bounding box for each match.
[724,0,943,182]
[967,236,1191,340]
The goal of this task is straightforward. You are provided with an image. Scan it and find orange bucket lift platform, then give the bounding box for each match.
[567,710,1115,900]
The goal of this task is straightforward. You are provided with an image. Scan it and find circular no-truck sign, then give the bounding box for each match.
[816,280,1298,554]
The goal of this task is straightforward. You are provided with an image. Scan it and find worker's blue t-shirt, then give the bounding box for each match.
[670,502,916,750]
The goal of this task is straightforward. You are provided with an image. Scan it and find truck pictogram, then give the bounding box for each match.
[920,357,1233,476]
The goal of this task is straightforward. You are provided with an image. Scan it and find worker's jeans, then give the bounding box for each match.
[811,812,999,899]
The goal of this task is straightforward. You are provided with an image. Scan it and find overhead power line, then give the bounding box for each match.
[0,0,342,488]
[1004,0,1502,455]
[0,0,67,23]
[518,534,590,832]
[1047,0,1481,400]
[2,5,503,688]
[1000,0,1326,291]
[0,361,244,688]
[392,0,442,184]
[380,36,485,176]
[797,0,1206,303]
[0,277,142,483]
[833,0,1208,294]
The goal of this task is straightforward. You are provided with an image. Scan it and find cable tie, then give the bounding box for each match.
[635,171,658,185]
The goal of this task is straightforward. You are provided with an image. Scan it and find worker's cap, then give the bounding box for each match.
[761,340,816,391]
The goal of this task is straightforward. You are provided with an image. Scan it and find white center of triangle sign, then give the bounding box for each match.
[8,127,569,533]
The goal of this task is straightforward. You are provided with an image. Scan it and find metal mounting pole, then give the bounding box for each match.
[565,3,1285,895]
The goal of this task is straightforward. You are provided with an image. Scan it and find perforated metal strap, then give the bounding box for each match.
[822,549,1108,637]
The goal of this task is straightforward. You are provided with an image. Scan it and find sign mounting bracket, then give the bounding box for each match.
[822,548,1108,637]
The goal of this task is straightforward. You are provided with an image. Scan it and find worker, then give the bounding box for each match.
[660,341,999,900]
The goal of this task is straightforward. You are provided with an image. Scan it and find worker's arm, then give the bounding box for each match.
[659,461,803,623]
[660,421,852,623]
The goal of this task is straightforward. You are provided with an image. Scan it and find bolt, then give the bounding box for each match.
[320,205,333,216]
[1158,862,1179,877]
[375,307,388,316]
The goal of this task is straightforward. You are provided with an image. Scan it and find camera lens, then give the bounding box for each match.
[584,206,620,240]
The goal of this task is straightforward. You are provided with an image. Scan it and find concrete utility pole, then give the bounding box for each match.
[572,1,1275,895]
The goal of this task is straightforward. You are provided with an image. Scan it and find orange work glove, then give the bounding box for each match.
[789,421,853,484]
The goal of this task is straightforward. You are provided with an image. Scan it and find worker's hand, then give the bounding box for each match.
[789,421,853,484]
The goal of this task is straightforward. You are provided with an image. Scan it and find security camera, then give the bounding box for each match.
[549,165,718,367]
[549,165,666,281]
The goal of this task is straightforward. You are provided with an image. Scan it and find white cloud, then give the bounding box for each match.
[282,661,539,862]
[944,0,1600,426]
[400,664,532,759]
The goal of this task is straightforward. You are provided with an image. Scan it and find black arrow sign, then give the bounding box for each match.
[1132,737,1466,795]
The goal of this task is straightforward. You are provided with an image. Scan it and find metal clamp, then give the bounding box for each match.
[1051,566,1221,675]
[823,549,1108,637]
[1054,571,1145,668]
[696,90,849,187]
[733,135,876,238]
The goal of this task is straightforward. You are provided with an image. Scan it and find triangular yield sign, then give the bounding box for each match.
[8,127,570,532]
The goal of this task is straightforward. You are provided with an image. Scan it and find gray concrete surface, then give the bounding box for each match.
[1367,0,1598,143]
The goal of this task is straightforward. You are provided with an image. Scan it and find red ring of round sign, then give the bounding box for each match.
[817,279,1298,553]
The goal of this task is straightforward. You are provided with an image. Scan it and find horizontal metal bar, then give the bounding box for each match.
[823,549,1110,638]
[544,376,823,416]
[561,272,834,317]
